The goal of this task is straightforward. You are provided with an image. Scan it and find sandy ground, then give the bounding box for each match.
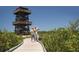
[13,38,44,52]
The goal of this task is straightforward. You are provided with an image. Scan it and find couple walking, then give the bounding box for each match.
[31,27,39,42]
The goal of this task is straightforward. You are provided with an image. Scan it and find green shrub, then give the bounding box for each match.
[0,31,23,52]
[39,19,79,52]
[39,28,79,52]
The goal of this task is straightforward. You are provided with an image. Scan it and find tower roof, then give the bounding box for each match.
[14,7,31,15]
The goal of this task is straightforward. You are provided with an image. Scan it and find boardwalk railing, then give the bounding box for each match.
[5,41,23,52]
[38,40,46,52]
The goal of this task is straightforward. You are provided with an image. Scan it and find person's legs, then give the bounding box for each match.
[31,33,39,42]
[34,34,38,42]
[31,34,34,41]
[33,33,37,41]
[36,34,39,42]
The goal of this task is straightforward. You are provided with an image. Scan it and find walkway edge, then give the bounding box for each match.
[5,41,23,52]
[38,40,47,52]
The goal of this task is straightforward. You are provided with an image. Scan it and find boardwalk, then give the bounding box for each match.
[13,38,44,52]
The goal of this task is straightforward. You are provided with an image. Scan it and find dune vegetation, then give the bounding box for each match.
[0,30,23,52]
[39,19,79,52]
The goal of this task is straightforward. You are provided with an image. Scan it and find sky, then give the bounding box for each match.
[0,6,79,31]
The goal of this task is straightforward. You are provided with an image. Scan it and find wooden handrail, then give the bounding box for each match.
[5,41,23,52]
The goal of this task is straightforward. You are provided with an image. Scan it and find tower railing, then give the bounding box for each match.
[13,20,32,25]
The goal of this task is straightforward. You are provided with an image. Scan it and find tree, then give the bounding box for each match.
[69,19,79,32]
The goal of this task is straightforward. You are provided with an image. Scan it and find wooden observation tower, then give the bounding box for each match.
[13,7,32,35]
